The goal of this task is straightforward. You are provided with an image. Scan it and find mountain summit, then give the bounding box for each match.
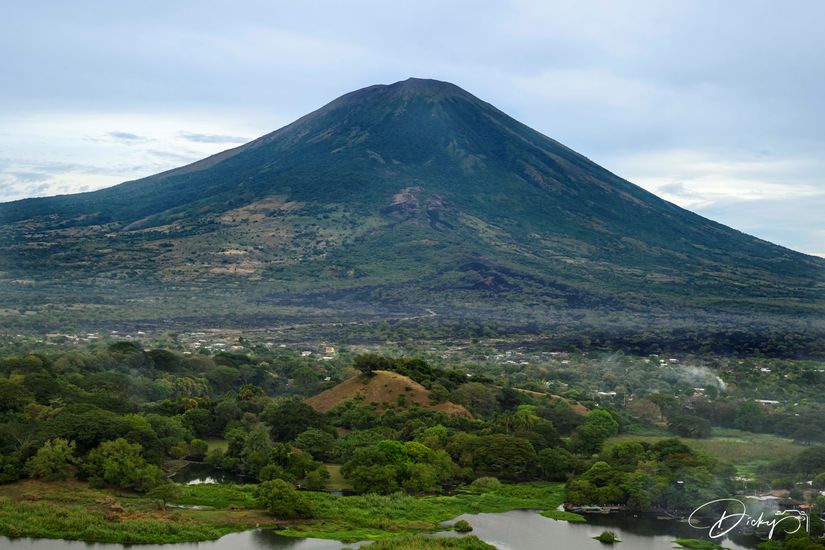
[2,78,823,350]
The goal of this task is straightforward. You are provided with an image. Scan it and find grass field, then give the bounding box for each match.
[0,480,272,544]
[282,482,566,542]
[324,464,353,491]
[205,438,229,452]
[605,429,805,475]
[0,479,566,544]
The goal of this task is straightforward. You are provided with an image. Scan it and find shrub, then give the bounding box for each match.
[468,477,501,493]
[146,482,182,510]
[25,438,76,481]
[255,479,314,518]
[84,438,163,492]
[303,466,330,490]
[594,530,620,544]
[454,519,473,532]
[0,455,22,483]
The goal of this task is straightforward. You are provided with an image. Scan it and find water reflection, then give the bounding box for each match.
[438,510,758,550]
[171,463,253,485]
[0,530,364,549]
[0,509,764,550]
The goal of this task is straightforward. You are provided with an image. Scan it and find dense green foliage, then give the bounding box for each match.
[4,342,825,545]
[83,438,163,491]
[566,439,735,513]
[0,346,743,517]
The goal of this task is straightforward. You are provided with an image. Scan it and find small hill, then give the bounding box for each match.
[306,370,472,417]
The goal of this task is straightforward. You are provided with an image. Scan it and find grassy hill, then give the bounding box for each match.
[306,370,472,418]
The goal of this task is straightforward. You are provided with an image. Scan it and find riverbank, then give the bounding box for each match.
[280,482,567,541]
[0,480,567,544]
[0,480,274,544]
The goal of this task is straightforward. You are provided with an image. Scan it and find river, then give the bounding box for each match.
[1,508,760,549]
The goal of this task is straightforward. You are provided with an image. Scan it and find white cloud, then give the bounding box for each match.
[0,111,272,202]
[605,149,825,209]
[0,1,823,254]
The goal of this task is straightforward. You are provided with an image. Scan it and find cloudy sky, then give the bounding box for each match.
[2,1,823,256]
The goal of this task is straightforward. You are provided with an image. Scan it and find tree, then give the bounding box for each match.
[428,383,450,405]
[473,434,537,481]
[607,441,647,468]
[205,365,240,394]
[146,482,182,510]
[147,349,181,372]
[621,471,655,510]
[214,399,242,432]
[523,418,561,450]
[341,438,454,494]
[144,413,192,455]
[0,454,22,483]
[792,446,825,474]
[294,428,336,461]
[792,424,825,445]
[293,366,321,394]
[263,398,325,441]
[347,463,399,494]
[0,379,32,412]
[667,415,712,438]
[538,447,576,481]
[452,383,498,418]
[255,479,314,518]
[23,372,60,404]
[302,466,331,490]
[241,423,273,477]
[84,438,163,492]
[188,438,209,460]
[626,399,662,423]
[182,407,214,438]
[733,401,767,432]
[418,424,449,450]
[573,410,619,454]
[353,354,392,377]
[258,463,292,482]
[567,461,627,505]
[497,386,524,411]
[25,438,76,481]
[403,462,439,493]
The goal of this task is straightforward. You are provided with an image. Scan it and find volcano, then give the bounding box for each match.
[2,78,823,350]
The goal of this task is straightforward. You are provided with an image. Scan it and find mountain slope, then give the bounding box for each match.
[1,78,823,346]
